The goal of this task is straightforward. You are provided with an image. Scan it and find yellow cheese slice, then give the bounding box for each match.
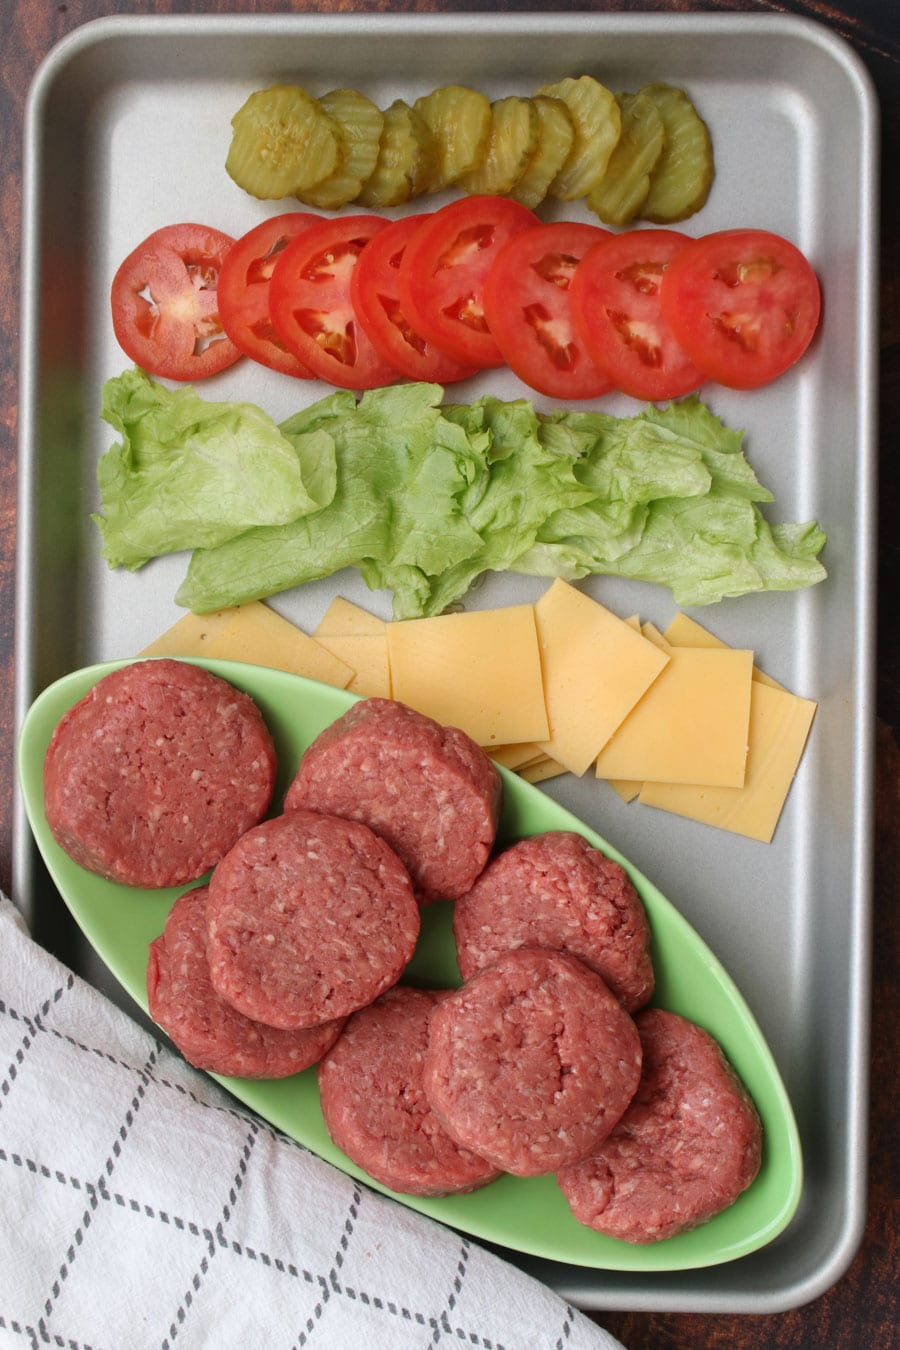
[663,612,784,690]
[594,643,754,787]
[489,742,546,771]
[314,596,386,638]
[387,605,549,746]
[605,613,645,801]
[139,603,354,688]
[638,680,816,842]
[311,632,391,699]
[311,597,391,696]
[533,580,669,776]
[520,756,568,784]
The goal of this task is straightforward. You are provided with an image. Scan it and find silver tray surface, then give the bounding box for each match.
[15,12,878,1314]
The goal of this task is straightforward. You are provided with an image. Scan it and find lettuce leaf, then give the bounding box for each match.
[93,368,333,569]
[176,382,489,614]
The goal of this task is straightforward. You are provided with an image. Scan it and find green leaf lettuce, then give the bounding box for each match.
[94,370,826,614]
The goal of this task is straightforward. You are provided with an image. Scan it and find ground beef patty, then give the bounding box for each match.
[43,659,276,889]
[284,698,502,904]
[148,886,344,1079]
[423,948,642,1177]
[453,831,654,1013]
[206,809,419,1030]
[318,985,501,1197]
[557,1007,763,1243]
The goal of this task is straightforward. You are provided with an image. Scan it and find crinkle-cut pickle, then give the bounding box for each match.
[508,95,575,210]
[356,99,438,208]
[536,75,622,201]
[298,88,385,210]
[414,85,492,192]
[226,85,343,199]
[456,96,540,197]
[640,82,714,223]
[586,90,666,227]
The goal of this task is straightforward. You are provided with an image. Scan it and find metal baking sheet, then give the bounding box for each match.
[14,12,878,1314]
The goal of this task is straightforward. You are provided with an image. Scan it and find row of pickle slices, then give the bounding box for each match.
[226,76,714,226]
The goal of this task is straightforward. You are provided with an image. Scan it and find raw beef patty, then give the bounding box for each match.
[318,985,500,1197]
[423,948,642,1177]
[284,697,502,904]
[43,658,276,888]
[148,886,344,1078]
[206,809,419,1030]
[453,830,654,1012]
[557,1007,763,1242]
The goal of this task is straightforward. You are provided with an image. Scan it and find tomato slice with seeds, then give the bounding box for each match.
[110,223,242,381]
[397,195,540,369]
[218,213,321,377]
[569,228,706,402]
[268,215,401,390]
[482,221,614,400]
[350,215,479,385]
[658,228,822,390]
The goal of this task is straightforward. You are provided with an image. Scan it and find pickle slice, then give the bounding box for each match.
[298,88,385,210]
[456,96,540,196]
[226,84,342,200]
[640,83,714,223]
[586,90,666,226]
[509,95,575,210]
[536,75,621,201]
[355,98,437,208]
[413,85,492,191]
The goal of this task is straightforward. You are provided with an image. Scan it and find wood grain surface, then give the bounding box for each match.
[0,3,896,1347]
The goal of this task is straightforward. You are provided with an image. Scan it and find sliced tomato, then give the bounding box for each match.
[397,195,539,369]
[268,215,401,390]
[658,228,822,390]
[110,223,242,381]
[569,229,706,402]
[218,213,321,377]
[350,215,479,385]
[482,221,614,400]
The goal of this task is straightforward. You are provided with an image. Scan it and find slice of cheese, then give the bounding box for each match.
[311,632,391,699]
[387,605,549,746]
[312,597,391,697]
[638,680,816,842]
[534,580,669,776]
[139,603,355,688]
[520,756,568,784]
[663,612,784,690]
[314,596,386,638]
[605,614,645,801]
[594,640,754,787]
[489,742,547,771]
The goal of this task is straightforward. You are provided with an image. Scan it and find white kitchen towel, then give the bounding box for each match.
[0,895,625,1350]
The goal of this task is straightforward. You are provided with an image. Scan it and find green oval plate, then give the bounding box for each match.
[17,657,802,1272]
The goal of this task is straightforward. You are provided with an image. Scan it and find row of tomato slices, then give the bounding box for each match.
[110,195,822,402]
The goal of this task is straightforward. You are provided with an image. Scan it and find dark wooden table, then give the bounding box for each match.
[1,3,896,1347]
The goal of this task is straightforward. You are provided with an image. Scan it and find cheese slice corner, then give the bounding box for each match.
[139,602,355,689]
[594,645,754,787]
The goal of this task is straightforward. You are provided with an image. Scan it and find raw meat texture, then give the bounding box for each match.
[206,809,419,1029]
[318,985,501,1196]
[284,697,502,904]
[557,1007,763,1242]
